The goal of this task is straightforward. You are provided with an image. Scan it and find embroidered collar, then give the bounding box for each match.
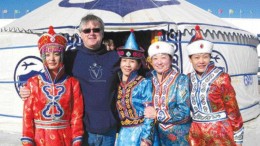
[197,61,215,78]
[43,65,67,84]
[118,70,139,85]
[151,68,173,83]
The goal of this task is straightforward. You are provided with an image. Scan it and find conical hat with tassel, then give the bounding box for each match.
[186,25,213,55]
[117,29,144,59]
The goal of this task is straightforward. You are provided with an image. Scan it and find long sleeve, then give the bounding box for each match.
[71,79,84,146]
[156,74,190,124]
[221,73,244,144]
[21,78,37,146]
[140,79,154,145]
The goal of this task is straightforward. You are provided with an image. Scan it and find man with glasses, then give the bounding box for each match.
[68,14,121,146]
[20,14,120,146]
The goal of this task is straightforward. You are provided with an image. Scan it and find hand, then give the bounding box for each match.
[19,85,30,101]
[236,144,242,146]
[105,44,115,51]
[109,45,115,51]
[105,44,110,51]
[140,141,149,146]
[144,106,156,119]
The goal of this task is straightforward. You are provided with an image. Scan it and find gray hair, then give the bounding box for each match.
[79,14,104,34]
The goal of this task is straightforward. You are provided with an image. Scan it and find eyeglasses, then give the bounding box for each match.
[82,28,101,34]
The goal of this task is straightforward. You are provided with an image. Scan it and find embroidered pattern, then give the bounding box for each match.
[121,118,145,127]
[117,76,144,126]
[190,67,223,120]
[34,119,69,129]
[153,70,178,123]
[42,84,65,120]
[234,127,244,144]
[192,111,227,122]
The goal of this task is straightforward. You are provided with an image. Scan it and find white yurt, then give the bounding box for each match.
[0,0,259,141]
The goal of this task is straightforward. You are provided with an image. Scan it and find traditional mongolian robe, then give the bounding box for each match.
[151,69,191,146]
[188,62,244,146]
[21,66,84,146]
[116,71,156,146]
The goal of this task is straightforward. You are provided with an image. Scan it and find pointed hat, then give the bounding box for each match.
[117,29,144,59]
[186,25,213,55]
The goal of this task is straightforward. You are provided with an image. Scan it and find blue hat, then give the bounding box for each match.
[117,29,144,59]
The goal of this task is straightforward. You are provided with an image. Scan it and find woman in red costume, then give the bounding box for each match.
[187,25,244,146]
[21,26,84,146]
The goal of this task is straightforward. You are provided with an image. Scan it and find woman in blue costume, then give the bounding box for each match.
[144,41,191,146]
[115,29,158,146]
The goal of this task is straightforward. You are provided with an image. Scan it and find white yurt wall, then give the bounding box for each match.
[0,33,41,133]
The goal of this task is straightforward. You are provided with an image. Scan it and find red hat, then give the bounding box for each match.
[38,26,67,54]
[186,25,213,55]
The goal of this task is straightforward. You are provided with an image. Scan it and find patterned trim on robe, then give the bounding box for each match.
[152,70,178,130]
[117,76,145,127]
[190,67,228,122]
[234,127,244,144]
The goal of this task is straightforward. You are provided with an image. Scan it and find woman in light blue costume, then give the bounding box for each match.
[145,41,191,146]
[116,29,158,146]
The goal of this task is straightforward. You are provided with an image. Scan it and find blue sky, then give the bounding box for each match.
[187,0,260,18]
[0,0,259,19]
[0,0,50,18]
